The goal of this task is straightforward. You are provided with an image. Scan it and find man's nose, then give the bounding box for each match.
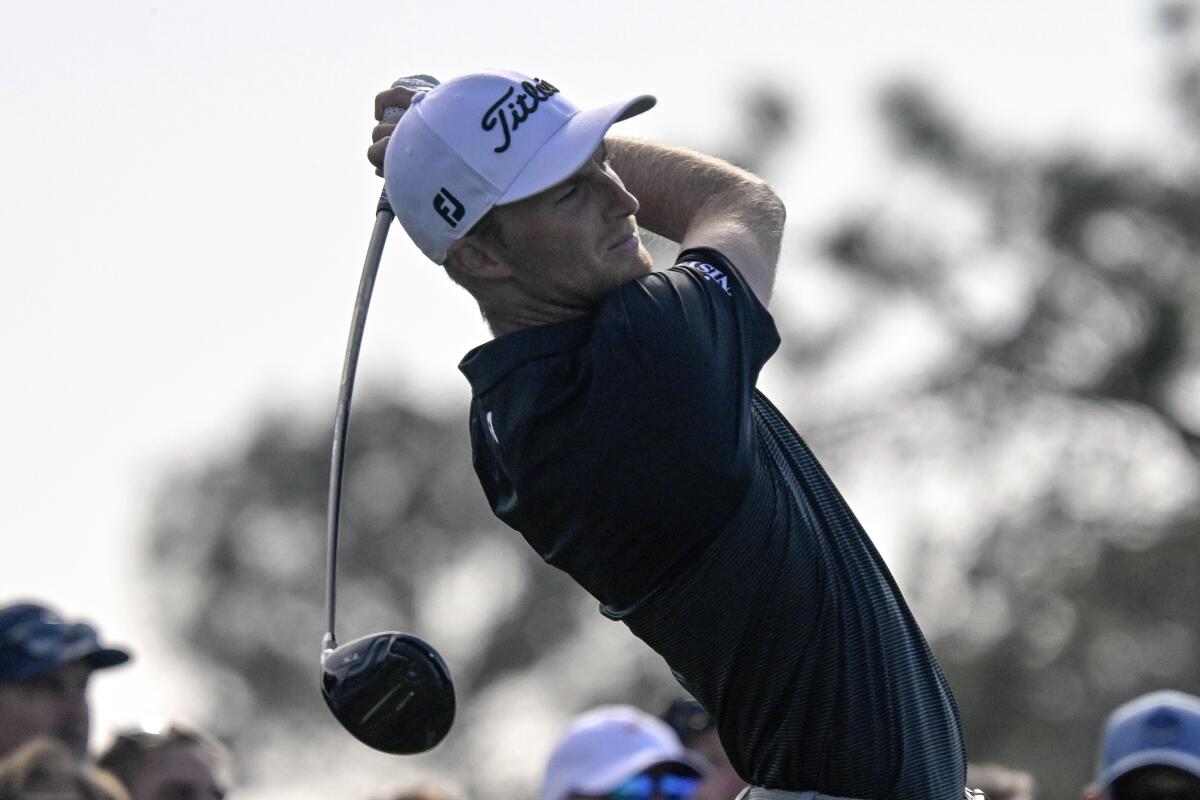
[601,168,639,219]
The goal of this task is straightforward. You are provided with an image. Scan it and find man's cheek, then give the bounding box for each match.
[1,698,49,733]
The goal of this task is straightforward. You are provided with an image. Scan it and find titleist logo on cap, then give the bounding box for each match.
[481,78,560,154]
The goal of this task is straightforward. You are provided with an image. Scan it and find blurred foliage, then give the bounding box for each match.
[806,3,1200,797]
[144,5,1200,799]
[721,83,797,175]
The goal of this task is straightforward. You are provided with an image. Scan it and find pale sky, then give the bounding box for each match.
[0,0,1177,793]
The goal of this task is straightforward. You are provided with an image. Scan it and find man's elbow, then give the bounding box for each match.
[740,180,786,260]
[759,188,786,300]
[759,183,787,243]
[733,178,786,247]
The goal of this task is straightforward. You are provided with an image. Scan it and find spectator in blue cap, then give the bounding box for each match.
[0,601,131,760]
[1084,690,1200,800]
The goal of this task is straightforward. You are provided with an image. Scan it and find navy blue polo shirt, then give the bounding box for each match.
[459,249,966,800]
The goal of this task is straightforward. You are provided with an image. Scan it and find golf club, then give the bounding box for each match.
[320,75,455,755]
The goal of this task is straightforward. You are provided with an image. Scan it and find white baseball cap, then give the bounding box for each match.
[383,69,656,264]
[540,705,707,800]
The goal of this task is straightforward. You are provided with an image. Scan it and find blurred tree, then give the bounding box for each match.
[143,397,681,798]
[803,2,1200,797]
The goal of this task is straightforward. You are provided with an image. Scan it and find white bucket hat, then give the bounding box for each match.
[384,69,655,264]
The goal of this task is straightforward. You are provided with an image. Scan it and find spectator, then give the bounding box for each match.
[542,706,707,800]
[0,602,131,759]
[97,725,230,800]
[1084,690,1200,800]
[660,700,745,800]
[966,763,1035,800]
[0,737,129,800]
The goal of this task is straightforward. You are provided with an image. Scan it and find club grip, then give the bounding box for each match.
[378,75,441,215]
[383,74,441,120]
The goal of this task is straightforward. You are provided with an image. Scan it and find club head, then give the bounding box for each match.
[321,631,455,754]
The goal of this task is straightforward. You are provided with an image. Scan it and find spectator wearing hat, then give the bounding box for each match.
[1084,690,1200,800]
[660,700,746,800]
[0,737,129,800]
[542,706,708,800]
[97,724,230,800]
[0,602,131,760]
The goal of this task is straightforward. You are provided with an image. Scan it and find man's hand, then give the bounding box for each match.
[367,85,422,176]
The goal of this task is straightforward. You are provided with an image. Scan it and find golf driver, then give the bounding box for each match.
[320,75,455,755]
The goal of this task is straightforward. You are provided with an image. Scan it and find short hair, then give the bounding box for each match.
[468,209,505,247]
[96,724,230,796]
[966,762,1036,800]
[0,737,129,800]
[442,208,508,294]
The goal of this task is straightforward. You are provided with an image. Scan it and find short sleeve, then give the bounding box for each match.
[589,247,781,469]
[460,248,782,610]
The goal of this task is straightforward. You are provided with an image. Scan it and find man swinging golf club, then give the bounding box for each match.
[365,70,968,800]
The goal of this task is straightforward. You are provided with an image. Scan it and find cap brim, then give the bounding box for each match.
[497,94,656,205]
[1099,750,1200,788]
[3,646,131,683]
[82,647,131,671]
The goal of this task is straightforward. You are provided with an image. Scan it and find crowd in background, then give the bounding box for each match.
[0,602,228,800]
[2,600,1199,800]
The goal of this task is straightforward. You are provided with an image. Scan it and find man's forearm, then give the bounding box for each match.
[606,136,783,245]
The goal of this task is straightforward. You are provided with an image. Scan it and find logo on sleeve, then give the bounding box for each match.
[678,260,733,296]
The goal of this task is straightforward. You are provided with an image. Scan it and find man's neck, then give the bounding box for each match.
[476,284,596,338]
[484,304,592,338]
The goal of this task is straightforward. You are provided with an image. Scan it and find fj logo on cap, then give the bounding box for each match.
[481,78,560,154]
[433,188,465,228]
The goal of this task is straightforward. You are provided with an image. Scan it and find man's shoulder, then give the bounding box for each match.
[591,247,778,364]
[594,248,755,319]
[674,247,741,275]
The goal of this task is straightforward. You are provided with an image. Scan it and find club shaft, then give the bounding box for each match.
[325,207,393,652]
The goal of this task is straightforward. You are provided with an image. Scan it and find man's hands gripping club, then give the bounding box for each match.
[367,82,429,176]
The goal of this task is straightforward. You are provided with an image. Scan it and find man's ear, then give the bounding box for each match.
[446,236,511,280]
[1083,783,1103,800]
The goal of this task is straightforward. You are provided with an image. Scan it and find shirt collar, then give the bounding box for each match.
[458,316,592,395]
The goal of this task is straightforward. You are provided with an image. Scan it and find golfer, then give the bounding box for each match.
[367,70,967,800]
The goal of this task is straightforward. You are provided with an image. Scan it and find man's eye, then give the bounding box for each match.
[558,185,579,203]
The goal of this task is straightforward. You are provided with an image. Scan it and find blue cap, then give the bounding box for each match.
[1097,690,1200,788]
[0,602,131,682]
